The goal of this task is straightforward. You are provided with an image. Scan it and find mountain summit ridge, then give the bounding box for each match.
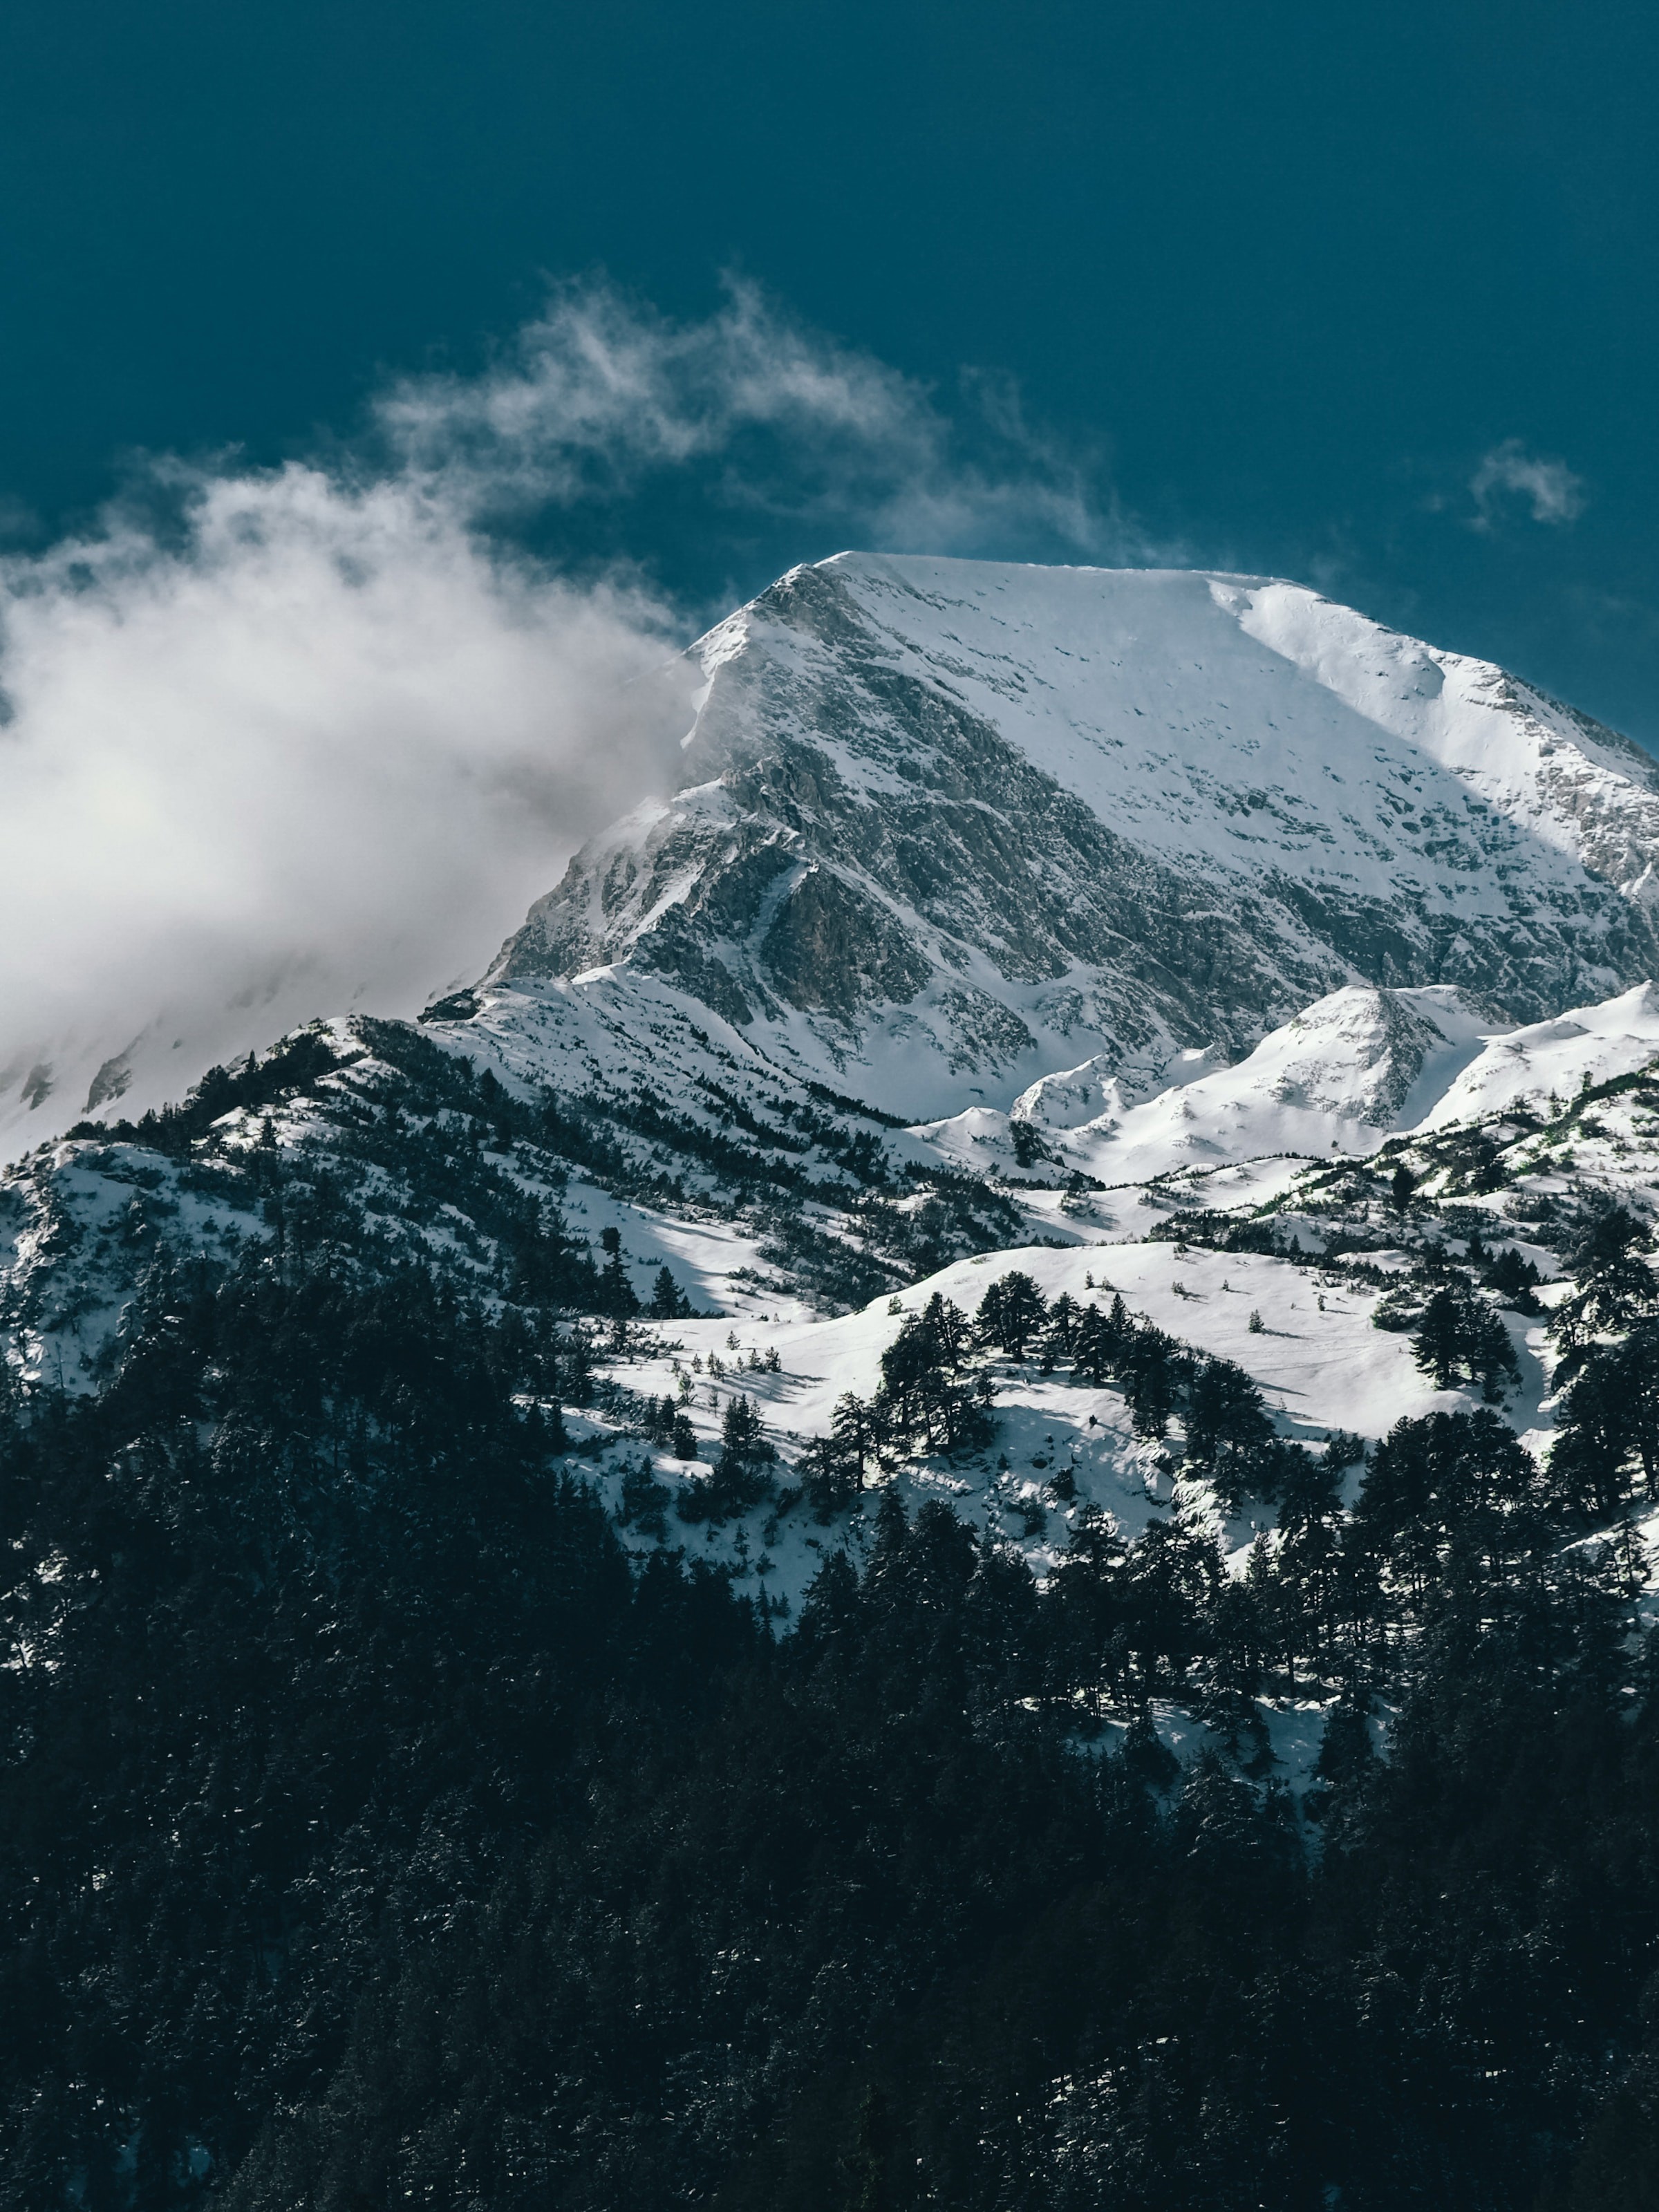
[491,552,1659,1121]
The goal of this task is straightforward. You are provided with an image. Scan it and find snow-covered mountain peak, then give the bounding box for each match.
[13,550,1659,1165]
[494,551,1659,1123]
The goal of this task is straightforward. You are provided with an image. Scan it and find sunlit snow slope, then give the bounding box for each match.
[494,554,1659,1123]
[1000,981,1659,1184]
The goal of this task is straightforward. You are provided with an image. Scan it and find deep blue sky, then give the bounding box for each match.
[3,0,1658,738]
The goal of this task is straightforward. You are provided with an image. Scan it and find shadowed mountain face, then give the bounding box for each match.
[495,554,1659,1118]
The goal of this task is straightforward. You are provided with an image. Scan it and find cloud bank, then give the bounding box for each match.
[0,468,690,1147]
[0,281,1118,1154]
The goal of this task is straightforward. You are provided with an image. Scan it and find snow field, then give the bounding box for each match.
[591,1232,1541,1613]
[811,553,1659,915]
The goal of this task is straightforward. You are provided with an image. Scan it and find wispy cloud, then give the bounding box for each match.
[379,276,1127,560]
[0,279,1126,1149]
[1470,438,1586,529]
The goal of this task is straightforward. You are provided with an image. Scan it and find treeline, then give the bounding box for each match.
[786,1259,1649,1747]
[62,1018,1028,1318]
[66,1029,351,1156]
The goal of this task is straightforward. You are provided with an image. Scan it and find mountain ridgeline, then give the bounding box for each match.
[496,555,1659,1117]
[8,556,1659,2209]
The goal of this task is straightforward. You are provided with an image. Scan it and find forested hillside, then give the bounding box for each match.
[5,1026,1659,2210]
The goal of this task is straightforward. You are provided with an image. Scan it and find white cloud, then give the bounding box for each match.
[0,279,1124,1153]
[379,276,1121,558]
[1470,438,1587,528]
[0,462,691,1148]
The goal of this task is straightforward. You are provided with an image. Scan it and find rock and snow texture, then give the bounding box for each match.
[1006,984,1498,1183]
[493,552,1659,1122]
[996,981,1659,1184]
[1414,980,1659,1130]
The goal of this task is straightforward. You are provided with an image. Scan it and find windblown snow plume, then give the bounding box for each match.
[378,276,1116,558]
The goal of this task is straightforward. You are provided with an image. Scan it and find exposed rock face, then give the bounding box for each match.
[487,552,1659,1118]
[84,1054,131,1112]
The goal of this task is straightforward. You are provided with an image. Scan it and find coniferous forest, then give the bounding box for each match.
[5,1056,1659,2212]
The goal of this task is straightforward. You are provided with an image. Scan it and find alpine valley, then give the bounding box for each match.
[10,554,1659,2211]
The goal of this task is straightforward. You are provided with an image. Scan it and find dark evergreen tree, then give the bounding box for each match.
[709,1390,776,1511]
[875,1295,993,1456]
[648,1264,693,1318]
[1551,1317,1659,1512]
[1185,1355,1276,1505]
[1552,1204,1658,1362]
[1118,1320,1185,1441]
[1038,1289,1081,1372]
[975,1270,1048,1359]
[595,1224,643,1318]
[831,1387,877,1477]
[1486,1241,1544,1312]
[1412,1279,1520,1399]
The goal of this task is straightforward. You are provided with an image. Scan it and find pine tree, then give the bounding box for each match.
[1413,1284,1466,1389]
[647,1264,691,1319]
[1553,1318,1659,1512]
[1039,1291,1080,1372]
[1551,1206,1658,1360]
[1308,1689,1377,1830]
[975,1271,1048,1359]
[704,1391,776,1512]
[1185,1356,1275,1505]
[1412,1280,1519,1398]
[1488,1243,1543,1312]
[596,1226,641,1318]
[830,1391,875,1485]
[1071,1300,1112,1385]
[1120,1705,1180,1790]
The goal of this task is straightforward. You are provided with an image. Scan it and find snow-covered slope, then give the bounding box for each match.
[1011,984,1497,1181]
[603,1230,1541,1617]
[1415,980,1659,1130]
[0,974,400,1173]
[493,552,1659,1123]
[995,979,1659,1183]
